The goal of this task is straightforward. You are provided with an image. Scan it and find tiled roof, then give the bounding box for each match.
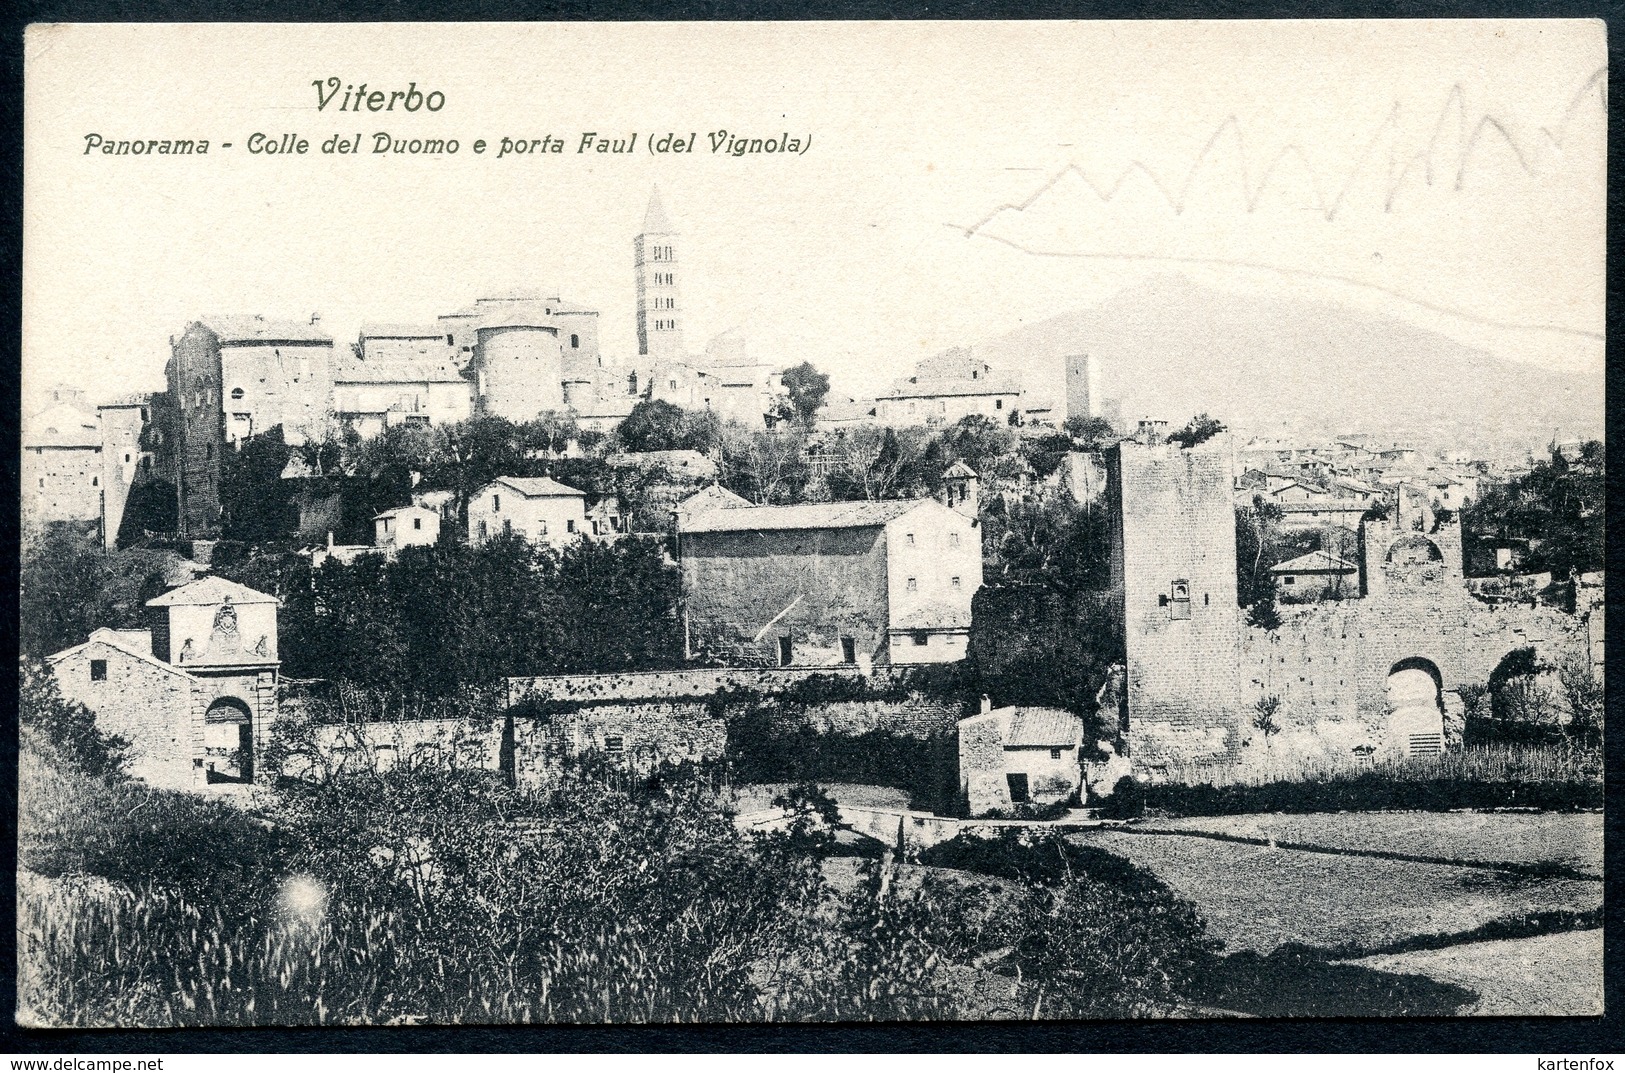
[198,316,332,344]
[942,460,978,479]
[146,575,279,607]
[679,497,928,534]
[375,504,438,520]
[675,484,751,515]
[1004,707,1083,748]
[49,628,195,681]
[490,475,586,499]
[1271,550,1358,574]
[98,392,153,409]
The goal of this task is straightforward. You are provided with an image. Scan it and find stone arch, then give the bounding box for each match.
[204,695,255,783]
[1384,657,1445,756]
[1385,534,1444,567]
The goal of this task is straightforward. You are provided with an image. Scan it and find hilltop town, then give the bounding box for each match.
[19,188,1606,1025]
[22,186,1605,791]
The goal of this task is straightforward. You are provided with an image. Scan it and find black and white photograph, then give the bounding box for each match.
[15,19,1607,1028]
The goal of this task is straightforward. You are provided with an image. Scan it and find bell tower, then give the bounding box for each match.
[634,186,684,361]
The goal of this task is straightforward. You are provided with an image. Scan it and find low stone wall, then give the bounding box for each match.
[506,666,868,705]
[292,717,506,780]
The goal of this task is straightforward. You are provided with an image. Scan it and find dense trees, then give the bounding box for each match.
[19,526,180,658]
[216,534,685,692]
[1465,440,1604,577]
[1167,413,1226,448]
[616,399,722,454]
[779,361,831,427]
[970,496,1122,729]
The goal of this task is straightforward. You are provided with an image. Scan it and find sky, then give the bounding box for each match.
[22,20,1606,410]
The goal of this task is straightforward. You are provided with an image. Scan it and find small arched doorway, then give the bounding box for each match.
[1385,657,1444,756]
[204,696,254,783]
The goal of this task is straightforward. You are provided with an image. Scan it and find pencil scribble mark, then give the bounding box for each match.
[957,67,1606,233]
[946,70,1606,343]
[942,226,1604,342]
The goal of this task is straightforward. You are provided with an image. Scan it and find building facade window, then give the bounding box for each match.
[492,494,501,511]
[90,659,107,681]
[912,631,929,646]
[605,735,624,754]
[906,577,917,592]
[778,635,793,667]
[951,576,961,589]
[231,387,244,400]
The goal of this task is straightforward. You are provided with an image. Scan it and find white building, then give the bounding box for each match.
[468,476,591,550]
[374,504,441,556]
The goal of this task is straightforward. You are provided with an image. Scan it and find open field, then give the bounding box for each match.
[1069,828,1601,956]
[1348,929,1604,1016]
[1140,811,1603,877]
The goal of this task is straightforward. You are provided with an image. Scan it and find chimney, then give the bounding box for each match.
[327,530,335,550]
[980,694,992,714]
[310,312,322,326]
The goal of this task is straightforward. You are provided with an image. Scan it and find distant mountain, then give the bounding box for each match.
[974,275,1603,456]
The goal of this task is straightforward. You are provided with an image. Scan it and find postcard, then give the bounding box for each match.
[17,20,1605,1027]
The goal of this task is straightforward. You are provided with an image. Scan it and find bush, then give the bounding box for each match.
[918,833,1220,1017]
[19,739,296,910]
[1136,769,1601,815]
[1096,775,1145,820]
[726,708,960,815]
[19,658,126,778]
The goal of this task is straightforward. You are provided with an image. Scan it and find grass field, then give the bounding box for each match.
[1069,828,1602,956]
[1348,929,1604,1016]
[1140,812,1603,876]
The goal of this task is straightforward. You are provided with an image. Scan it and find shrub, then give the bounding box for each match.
[919,833,1220,1017]
[19,658,126,778]
[1096,775,1145,820]
[19,740,296,910]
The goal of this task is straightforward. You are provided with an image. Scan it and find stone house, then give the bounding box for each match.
[167,315,336,536]
[374,504,441,556]
[1271,549,1358,602]
[875,348,1023,427]
[22,400,104,526]
[334,328,473,438]
[677,489,982,668]
[468,475,591,550]
[97,394,156,549]
[672,483,750,529]
[958,704,1085,816]
[48,576,281,790]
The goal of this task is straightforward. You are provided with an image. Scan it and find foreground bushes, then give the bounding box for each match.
[1103,744,1604,817]
[18,745,1230,1025]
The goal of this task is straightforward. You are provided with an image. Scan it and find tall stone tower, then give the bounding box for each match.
[1065,353,1100,422]
[634,187,684,361]
[1107,435,1241,775]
